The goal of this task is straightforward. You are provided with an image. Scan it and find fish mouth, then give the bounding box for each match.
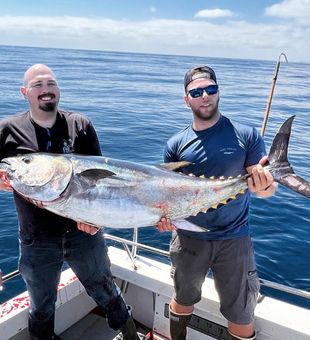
[0,159,12,170]
[0,161,13,181]
[0,159,18,177]
[1,158,15,169]
[1,159,10,165]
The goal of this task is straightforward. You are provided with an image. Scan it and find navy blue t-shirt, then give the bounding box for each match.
[164,115,266,240]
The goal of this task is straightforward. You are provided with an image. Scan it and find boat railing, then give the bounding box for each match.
[1,232,310,302]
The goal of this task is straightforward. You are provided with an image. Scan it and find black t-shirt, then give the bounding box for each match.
[0,109,102,237]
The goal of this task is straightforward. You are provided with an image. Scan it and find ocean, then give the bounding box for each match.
[0,45,309,308]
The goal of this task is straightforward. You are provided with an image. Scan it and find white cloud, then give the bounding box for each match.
[0,15,309,62]
[150,6,157,13]
[265,0,310,24]
[195,8,234,19]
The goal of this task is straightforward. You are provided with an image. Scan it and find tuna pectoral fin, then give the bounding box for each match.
[159,161,192,172]
[268,115,310,198]
[77,169,116,181]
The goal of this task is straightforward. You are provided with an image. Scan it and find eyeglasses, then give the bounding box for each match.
[188,85,218,98]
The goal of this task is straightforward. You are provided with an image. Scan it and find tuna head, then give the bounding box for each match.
[1,153,72,201]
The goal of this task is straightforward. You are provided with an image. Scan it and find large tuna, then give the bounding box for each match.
[0,116,309,231]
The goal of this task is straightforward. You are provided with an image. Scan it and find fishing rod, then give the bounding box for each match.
[261,53,288,137]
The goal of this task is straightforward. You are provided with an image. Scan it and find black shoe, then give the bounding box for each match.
[112,305,139,340]
[118,315,140,339]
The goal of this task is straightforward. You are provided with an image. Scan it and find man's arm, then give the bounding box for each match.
[246,156,277,198]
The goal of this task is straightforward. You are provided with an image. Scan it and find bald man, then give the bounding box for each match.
[0,64,139,340]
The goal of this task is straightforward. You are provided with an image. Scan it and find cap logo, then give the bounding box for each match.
[192,71,211,81]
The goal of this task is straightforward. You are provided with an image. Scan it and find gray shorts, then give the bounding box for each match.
[169,232,260,325]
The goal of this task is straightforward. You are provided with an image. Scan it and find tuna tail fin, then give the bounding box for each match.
[268,115,310,198]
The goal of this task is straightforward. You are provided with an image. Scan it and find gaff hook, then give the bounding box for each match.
[261,53,288,137]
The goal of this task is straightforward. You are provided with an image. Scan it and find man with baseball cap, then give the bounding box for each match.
[159,65,277,339]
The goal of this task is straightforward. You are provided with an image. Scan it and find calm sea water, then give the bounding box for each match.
[0,45,309,308]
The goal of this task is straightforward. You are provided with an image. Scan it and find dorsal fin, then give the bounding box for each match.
[159,161,192,171]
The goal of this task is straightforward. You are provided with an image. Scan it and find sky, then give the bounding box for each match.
[0,0,309,62]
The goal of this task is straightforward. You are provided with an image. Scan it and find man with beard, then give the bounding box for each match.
[0,64,139,340]
[160,65,276,340]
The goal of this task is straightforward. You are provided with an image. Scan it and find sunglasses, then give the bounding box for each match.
[188,84,219,98]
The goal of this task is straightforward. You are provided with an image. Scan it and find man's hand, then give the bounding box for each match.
[247,156,277,197]
[0,170,12,191]
[156,217,176,232]
[77,221,99,235]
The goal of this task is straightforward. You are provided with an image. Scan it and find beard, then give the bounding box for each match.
[39,101,57,112]
[192,97,220,121]
[38,93,57,112]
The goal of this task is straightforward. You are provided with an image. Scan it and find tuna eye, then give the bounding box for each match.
[22,156,32,164]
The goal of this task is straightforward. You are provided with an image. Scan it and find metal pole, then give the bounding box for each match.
[132,227,138,258]
[261,53,288,137]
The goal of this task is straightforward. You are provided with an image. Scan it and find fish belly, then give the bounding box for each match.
[47,197,161,228]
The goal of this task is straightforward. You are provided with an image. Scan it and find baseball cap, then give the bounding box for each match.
[184,65,217,91]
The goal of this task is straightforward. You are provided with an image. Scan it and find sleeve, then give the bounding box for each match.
[84,121,102,156]
[245,127,266,167]
[0,122,6,161]
[75,115,102,156]
[163,138,179,163]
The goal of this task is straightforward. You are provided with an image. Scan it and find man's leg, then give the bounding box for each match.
[169,299,193,340]
[19,235,63,339]
[169,232,212,340]
[212,236,259,340]
[228,321,256,339]
[66,230,138,338]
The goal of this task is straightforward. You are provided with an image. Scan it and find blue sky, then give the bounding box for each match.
[0,0,309,62]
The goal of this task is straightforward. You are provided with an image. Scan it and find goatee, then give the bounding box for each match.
[39,102,56,112]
